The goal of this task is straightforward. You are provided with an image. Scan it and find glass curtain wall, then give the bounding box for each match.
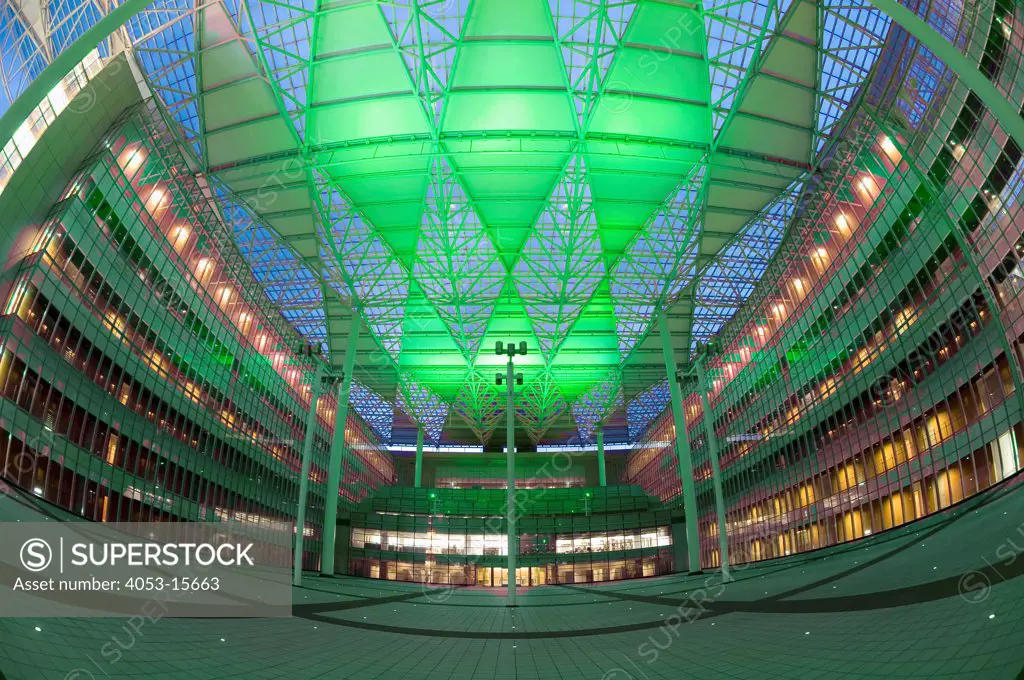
[0,101,394,569]
[347,486,674,585]
[627,0,1024,568]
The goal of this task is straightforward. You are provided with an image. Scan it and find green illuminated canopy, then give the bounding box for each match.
[127,0,891,445]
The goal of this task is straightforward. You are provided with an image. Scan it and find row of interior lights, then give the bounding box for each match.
[116,143,335,415]
[682,134,900,426]
[110,141,366,495]
[653,136,910,492]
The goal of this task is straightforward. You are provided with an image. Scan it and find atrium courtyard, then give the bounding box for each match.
[0,0,1023,677]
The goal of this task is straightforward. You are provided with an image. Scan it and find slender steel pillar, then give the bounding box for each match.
[293,362,326,587]
[657,310,701,573]
[505,357,517,606]
[321,321,361,576]
[414,425,424,488]
[597,427,607,487]
[696,356,730,581]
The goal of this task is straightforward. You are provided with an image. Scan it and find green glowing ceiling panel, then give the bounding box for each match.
[126,0,894,445]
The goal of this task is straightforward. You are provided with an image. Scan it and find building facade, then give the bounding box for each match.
[0,99,394,570]
[626,0,1024,568]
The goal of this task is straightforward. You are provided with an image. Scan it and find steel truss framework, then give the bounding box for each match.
[0,0,895,446]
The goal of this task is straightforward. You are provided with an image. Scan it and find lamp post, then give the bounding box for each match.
[495,340,526,607]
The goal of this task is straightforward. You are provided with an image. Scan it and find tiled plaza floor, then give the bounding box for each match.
[2,480,1024,679]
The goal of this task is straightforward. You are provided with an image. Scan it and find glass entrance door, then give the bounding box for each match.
[487,567,539,587]
[493,567,529,586]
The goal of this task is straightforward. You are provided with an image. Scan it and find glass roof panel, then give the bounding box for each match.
[413,157,506,359]
[627,379,670,440]
[49,0,893,445]
[611,166,705,358]
[704,0,785,136]
[514,156,605,360]
[0,1,47,116]
[690,178,798,349]
[125,2,202,157]
[453,369,504,444]
[397,374,448,443]
[48,0,107,55]
[571,370,624,443]
[351,381,395,443]
[817,0,892,148]
[218,185,329,351]
[246,0,313,140]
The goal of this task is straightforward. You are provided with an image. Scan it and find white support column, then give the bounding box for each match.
[414,425,424,488]
[596,427,607,487]
[320,320,361,576]
[696,356,730,582]
[658,310,702,574]
[293,362,326,587]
